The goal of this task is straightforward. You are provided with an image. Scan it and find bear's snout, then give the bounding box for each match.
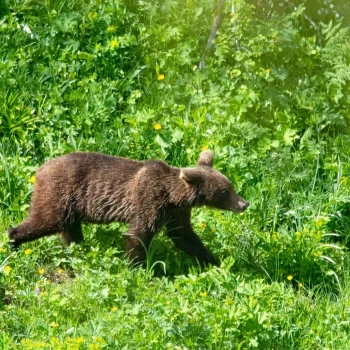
[233,198,249,213]
[240,200,250,211]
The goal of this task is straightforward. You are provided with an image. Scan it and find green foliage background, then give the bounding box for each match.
[1,0,350,348]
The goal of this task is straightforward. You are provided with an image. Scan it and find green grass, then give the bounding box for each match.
[1,0,350,348]
[1,235,350,349]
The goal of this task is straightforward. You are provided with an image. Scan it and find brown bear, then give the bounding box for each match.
[8,150,249,266]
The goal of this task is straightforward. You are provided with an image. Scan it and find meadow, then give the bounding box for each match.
[1,0,350,348]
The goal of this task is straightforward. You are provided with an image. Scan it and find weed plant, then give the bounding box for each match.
[1,0,350,348]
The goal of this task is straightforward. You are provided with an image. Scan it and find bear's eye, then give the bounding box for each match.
[220,189,229,196]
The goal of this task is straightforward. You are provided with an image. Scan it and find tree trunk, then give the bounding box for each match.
[199,0,226,69]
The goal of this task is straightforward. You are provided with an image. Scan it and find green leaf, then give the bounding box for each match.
[171,129,184,143]
[271,140,279,148]
[249,337,259,348]
[101,288,109,298]
[195,7,203,17]
[257,137,271,151]
[283,129,297,146]
[155,135,168,150]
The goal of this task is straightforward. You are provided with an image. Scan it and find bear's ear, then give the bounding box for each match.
[179,168,203,184]
[198,150,213,168]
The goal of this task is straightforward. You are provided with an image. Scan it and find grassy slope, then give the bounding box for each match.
[1,0,350,349]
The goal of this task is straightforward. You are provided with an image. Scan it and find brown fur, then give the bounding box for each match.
[8,150,249,266]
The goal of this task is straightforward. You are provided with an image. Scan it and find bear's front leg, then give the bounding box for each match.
[166,209,217,267]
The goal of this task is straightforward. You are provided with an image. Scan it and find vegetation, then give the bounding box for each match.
[1,0,350,348]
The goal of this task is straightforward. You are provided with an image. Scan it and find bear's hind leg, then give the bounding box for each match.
[60,221,84,246]
[125,224,157,264]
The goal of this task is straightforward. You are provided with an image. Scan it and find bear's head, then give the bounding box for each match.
[179,150,249,213]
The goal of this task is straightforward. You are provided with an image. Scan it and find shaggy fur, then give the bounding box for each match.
[8,150,249,266]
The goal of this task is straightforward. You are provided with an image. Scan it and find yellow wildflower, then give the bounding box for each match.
[111,306,118,312]
[298,283,303,288]
[107,25,115,33]
[50,337,60,346]
[201,145,208,151]
[24,248,32,255]
[314,251,322,258]
[49,322,59,328]
[57,268,63,274]
[340,176,348,185]
[266,68,271,74]
[88,12,98,21]
[224,297,233,305]
[315,217,325,228]
[110,39,119,49]
[154,123,162,130]
[21,339,48,347]
[39,268,45,275]
[287,275,293,281]
[93,337,106,345]
[272,232,280,240]
[157,74,165,80]
[29,175,36,184]
[4,265,11,273]
[200,291,207,297]
[89,344,99,350]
